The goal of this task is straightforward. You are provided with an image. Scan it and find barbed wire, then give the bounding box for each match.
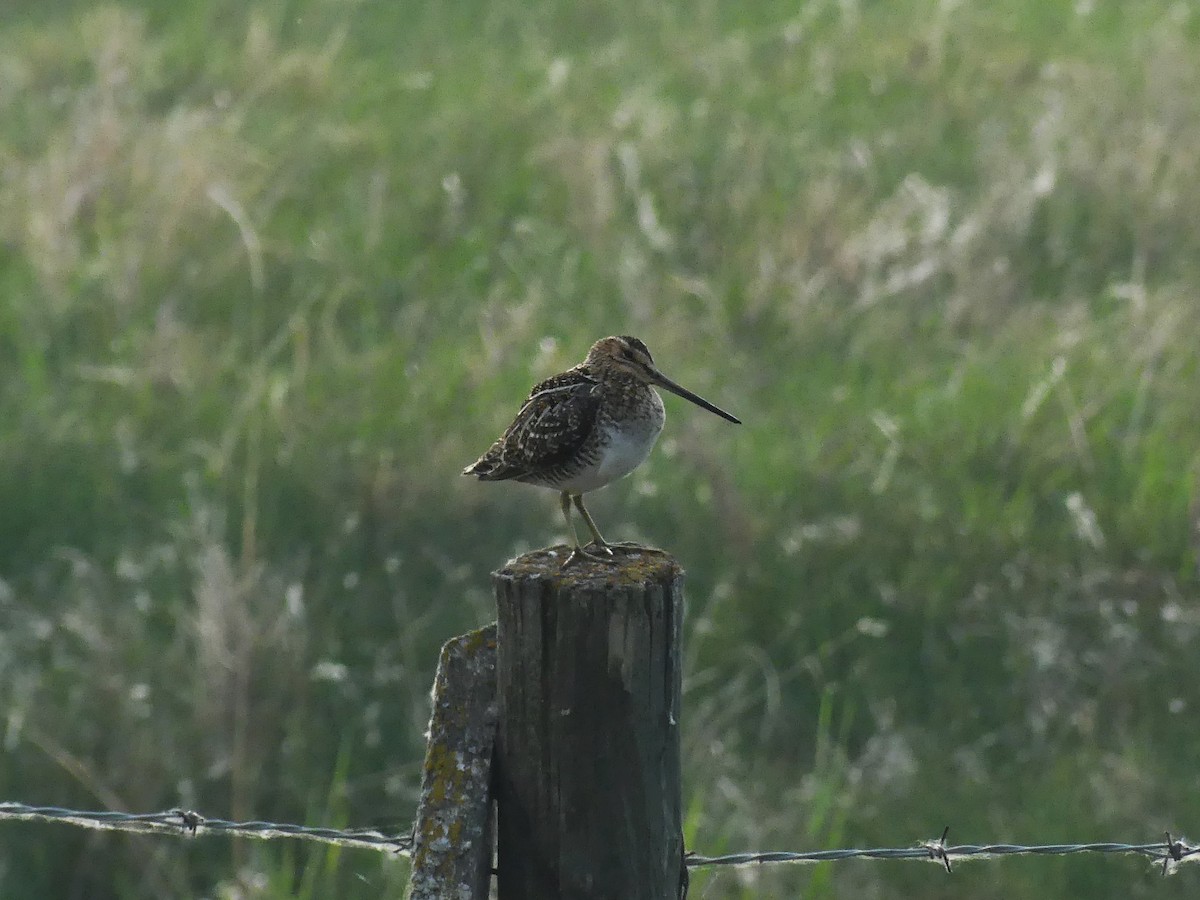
[684,827,1199,876]
[2,803,1196,879]
[0,802,412,855]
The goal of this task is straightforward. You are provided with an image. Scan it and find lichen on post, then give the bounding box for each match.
[406,625,498,900]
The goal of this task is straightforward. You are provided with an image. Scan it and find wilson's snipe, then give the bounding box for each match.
[463,335,741,566]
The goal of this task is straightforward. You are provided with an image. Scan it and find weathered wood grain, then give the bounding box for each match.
[493,546,684,900]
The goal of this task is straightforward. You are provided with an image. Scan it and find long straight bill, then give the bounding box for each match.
[651,371,742,424]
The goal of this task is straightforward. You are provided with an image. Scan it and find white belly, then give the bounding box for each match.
[556,400,664,493]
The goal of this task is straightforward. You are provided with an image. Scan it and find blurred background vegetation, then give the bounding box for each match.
[2,0,1199,896]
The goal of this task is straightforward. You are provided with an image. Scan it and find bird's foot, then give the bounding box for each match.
[604,541,663,552]
[560,544,615,569]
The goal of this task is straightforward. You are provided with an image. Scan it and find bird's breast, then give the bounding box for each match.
[557,389,665,493]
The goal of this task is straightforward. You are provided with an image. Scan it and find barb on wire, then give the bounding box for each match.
[929,825,953,873]
[0,802,412,855]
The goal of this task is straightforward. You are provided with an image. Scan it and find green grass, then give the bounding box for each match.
[3,0,1200,896]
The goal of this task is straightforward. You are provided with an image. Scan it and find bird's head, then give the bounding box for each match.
[586,335,741,424]
[586,335,657,377]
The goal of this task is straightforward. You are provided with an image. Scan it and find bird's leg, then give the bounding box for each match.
[560,492,612,568]
[560,491,580,546]
[572,494,617,553]
[574,493,657,554]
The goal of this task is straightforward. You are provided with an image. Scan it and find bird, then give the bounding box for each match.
[463,335,741,566]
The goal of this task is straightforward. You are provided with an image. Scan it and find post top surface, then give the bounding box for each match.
[493,544,683,587]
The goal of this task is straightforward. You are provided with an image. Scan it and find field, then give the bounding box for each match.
[3,1,1200,897]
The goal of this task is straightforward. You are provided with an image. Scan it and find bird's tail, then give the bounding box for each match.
[462,454,506,479]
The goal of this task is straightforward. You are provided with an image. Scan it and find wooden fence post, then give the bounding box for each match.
[407,625,498,900]
[493,547,685,899]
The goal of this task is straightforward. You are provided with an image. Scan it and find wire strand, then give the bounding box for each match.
[0,802,412,855]
[2,803,1196,877]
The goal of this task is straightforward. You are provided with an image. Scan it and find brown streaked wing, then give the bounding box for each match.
[478,369,600,481]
